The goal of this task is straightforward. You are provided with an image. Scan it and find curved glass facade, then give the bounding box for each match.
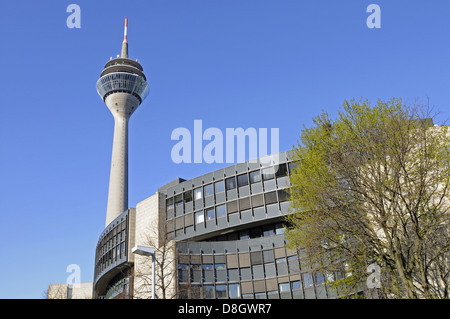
[176,235,340,299]
[96,72,149,102]
[94,209,134,298]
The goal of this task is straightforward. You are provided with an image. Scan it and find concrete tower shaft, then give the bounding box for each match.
[103,93,140,227]
[96,19,149,227]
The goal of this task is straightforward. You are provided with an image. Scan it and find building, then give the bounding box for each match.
[91,19,357,300]
[93,150,355,299]
[47,283,93,299]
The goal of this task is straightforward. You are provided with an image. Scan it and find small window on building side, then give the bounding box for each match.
[204,184,214,197]
[303,272,314,288]
[167,197,174,210]
[215,180,225,193]
[216,285,227,298]
[229,284,240,298]
[184,190,193,203]
[195,211,204,224]
[216,204,227,218]
[288,162,298,175]
[225,177,236,190]
[194,188,203,200]
[264,191,278,205]
[203,285,214,298]
[262,167,275,180]
[291,280,301,290]
[249,170,261,183]
[206,208,215,220]
[279,282,290,292]
[275,163,287,178]
[237,173,249,187]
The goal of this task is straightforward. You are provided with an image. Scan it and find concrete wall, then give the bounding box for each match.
[47,282,93,299]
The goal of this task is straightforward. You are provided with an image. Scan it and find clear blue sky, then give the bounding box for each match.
[0,0,449,298]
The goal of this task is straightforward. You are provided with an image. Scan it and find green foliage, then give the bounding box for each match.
[286,98,450,298]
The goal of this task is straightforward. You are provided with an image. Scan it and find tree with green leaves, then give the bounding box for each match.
[285,98,450,298]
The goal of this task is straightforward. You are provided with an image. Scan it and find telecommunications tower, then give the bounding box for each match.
[96,18,150,226]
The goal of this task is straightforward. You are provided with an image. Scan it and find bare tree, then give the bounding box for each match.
[133,224,177,299]
[44,283,68,299]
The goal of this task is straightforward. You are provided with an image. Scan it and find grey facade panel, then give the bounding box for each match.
[175,234,346,299]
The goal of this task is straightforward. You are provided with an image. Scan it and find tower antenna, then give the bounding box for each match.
[121,18,128,58]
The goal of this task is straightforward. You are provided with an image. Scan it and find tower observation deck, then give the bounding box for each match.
[96,18,150,227]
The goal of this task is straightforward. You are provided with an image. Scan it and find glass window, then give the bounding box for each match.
[202,264,213,270]
[195,211,204,224]
[206,208,215,221]
[279,282,290,292]
[275,223,285,234]
[203,285,214,299]
[250,227,262,238]
[263,179,276,191]
[204,184,214,197]
[316,273,325,286]
[228,269,239,282]
[251,251,263,264]
[251,194,264,207]
[262,225,275,237]
[216,285,227,298]
[264,263,276,278]
[226,201,238,214]
[252,265,264,279]
[167,198,174,210]
[264,191,278,205]
[239,197,251,211]
[277,189,289,202]
[291,280,301,290]
[249,170,261,183]
[229,284,240,298]
[175,194,182,206]
[263,250,275,263]
[288,162,297,175]
[194,188,203,200]
[225,177,236,190]
[178,264,189,283]
[214,263,225,270]
[240,267,252,280]
[275,163,287,178]
[215,180,225,193]
[237,174,249,187]
[239,230,250,240]
[184,190,193,203]
[303,272,314,288]
[216,204,226,218]
[262,167,275,180]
